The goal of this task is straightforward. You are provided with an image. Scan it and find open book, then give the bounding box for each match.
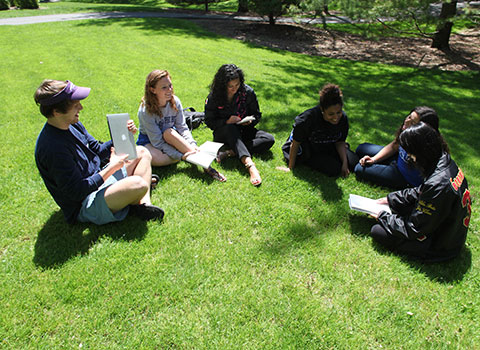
[236,115,255,125]
[185,141,223,169]
[349,194,391,216]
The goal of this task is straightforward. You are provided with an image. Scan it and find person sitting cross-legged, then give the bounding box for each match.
[34,79,164,224]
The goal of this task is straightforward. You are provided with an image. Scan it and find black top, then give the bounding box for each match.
[378,153,470,257]
[204,84,261,131]
[291,105,349,153]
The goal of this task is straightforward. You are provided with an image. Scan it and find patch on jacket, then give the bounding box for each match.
[450,168,465,191]
[416,200,436,215]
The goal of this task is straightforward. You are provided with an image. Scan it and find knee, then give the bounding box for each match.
[265,134,275,148]
[128,175,149,194]
[355,143,372,156]
[136,145,152,163]
[354,163,364,176]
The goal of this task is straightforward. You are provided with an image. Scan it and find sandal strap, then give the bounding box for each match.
[245,161,255,169]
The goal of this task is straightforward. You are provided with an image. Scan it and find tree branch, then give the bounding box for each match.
[375,17,433,38]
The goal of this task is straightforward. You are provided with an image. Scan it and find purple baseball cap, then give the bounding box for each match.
[39,81,91,106]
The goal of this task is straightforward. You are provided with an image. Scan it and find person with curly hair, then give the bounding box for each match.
[280,83,358,177]
[204,64,275,186]
[137,69,226,182]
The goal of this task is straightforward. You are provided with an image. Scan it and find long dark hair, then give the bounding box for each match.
[399,122,444,177]
[209,64,245,105]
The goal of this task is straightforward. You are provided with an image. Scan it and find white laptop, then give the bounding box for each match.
[106,113,137,160]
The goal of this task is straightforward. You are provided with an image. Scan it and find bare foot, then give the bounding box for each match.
[246,161,262,186]
[276,166,290,172]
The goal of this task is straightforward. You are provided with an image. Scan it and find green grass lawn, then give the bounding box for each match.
[0,0,239,19]
[0,9,479,349]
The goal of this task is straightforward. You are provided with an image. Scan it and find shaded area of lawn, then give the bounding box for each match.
[1,15,479,349]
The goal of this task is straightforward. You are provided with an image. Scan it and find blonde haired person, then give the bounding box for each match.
[137,70,226,182]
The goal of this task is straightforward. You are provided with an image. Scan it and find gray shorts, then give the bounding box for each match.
[77,167,129,225]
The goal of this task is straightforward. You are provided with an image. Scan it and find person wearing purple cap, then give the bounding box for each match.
[34,79,164,224]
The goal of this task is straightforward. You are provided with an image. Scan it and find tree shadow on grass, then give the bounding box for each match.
[260,221,322,257]
[348,214,472,283]
[289,166,344,202]
[152,161,225,184]
[33,210,148,269]
[264,57,480,165]
[74,16,212,38]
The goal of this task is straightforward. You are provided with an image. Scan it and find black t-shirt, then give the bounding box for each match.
[292,105,349,153]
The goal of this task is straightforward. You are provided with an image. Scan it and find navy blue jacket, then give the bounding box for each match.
[35,122,112,223]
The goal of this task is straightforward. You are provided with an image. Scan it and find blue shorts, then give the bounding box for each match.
[136,133,150,146]
[77,167,130,225]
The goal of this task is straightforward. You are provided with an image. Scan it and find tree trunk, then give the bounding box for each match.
[268,12,276,25]
[205,0,208,12]
[238,0,248,13]
[431,1,457,50]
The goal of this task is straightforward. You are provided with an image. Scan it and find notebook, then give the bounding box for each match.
[106,113,137,160]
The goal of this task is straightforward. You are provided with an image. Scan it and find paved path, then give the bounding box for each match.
[0,10,352,26]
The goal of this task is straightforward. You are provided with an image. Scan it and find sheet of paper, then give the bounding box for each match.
[185,141,223,168]
[348,194,391,216]
[236,115,255,125]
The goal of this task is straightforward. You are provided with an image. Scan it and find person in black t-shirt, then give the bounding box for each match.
[280,84,358,177]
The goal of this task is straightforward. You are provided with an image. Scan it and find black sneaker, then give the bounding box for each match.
[129,204,165,221]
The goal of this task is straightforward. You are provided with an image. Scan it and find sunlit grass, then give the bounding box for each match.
[0,14,479,349]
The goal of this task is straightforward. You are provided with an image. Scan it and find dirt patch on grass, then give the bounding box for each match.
[193,18,480,71]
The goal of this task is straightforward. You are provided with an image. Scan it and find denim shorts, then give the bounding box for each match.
[136,133,150,146]
[77,167,129,225]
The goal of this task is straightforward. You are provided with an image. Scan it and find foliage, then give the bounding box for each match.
[166,0,221,12]
[0,0,9,11]
[328,0,480,49]
[11,0,38,9]
[0,8,479,349]
[250,0,300,24]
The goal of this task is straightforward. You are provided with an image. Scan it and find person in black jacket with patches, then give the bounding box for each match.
[371,122,471,262]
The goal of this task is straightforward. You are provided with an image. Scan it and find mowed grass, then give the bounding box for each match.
[0,0,239,19]
[0,14,479,349]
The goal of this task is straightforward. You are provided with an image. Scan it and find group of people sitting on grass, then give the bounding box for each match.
[33,63,471,263]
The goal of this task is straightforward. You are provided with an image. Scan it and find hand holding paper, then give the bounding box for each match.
[185,141,223,169]
[236,115,255,125]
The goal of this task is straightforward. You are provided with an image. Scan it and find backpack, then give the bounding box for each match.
[183,107,205,131]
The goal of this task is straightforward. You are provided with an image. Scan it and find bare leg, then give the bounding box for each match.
[163,128,196,154]
[145,143,179,167]
[241,156,261,186]
[124,146,153,205]
[104,175,149,212]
